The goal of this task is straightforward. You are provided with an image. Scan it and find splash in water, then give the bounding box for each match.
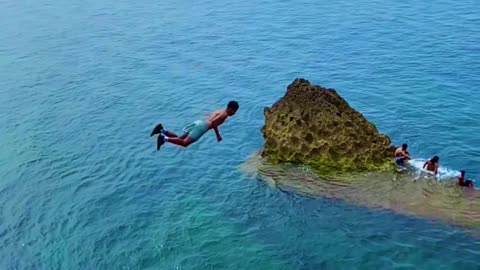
[408,159,476,185]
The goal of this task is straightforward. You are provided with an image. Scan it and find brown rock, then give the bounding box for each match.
[261,78,394,174]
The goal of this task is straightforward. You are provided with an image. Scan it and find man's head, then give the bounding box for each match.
[432,156,440,163]
[461,170,466,177]
[226,100,239,116]
[402,143,408,150]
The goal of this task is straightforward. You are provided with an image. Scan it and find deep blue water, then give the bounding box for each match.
[1,0,480,269]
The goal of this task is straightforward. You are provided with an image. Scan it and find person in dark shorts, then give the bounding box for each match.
[394,143,411,166]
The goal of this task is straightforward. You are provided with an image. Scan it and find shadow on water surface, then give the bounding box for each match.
[241,152,480,233]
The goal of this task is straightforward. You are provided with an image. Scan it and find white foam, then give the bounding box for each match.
[407,159,465,181]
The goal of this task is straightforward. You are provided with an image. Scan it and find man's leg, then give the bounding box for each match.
[163,130,179,137]
[150,123,182,138]
[395,157,404,166]
[157,134,193,150]
[165,136,193,147]
[156,120,206,150]
[157,135,193,148]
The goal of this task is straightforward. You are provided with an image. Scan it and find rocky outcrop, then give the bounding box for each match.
[261,79,394,174]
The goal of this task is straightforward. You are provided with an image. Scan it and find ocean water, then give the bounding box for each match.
[1,0,480,269]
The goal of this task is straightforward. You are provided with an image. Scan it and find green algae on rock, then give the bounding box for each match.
[261,78,395,175]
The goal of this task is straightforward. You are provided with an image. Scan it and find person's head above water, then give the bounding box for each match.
[431,156,440,163]
[226,100,239,116]
[402,143,408,150]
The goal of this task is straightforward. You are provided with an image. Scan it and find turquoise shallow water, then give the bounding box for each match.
[1,0,480,269]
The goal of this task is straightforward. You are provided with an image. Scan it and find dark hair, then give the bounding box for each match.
[461,170,466,174]
[431,156,439,163]
[402,143,408,149]
[227,100,239,110]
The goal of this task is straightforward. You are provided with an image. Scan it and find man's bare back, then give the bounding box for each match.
[423,156,440,175]
[207,110,229,130]
[394,148,405,157]
[425,161,436,171]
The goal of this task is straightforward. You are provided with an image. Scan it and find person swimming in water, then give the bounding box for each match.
[457,170,474,188]
[394,143,411,166]
[150,101,239,150]
[423,155,440,175]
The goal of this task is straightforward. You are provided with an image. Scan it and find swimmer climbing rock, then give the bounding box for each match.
[394,143,411,166]
[150,101,239,150]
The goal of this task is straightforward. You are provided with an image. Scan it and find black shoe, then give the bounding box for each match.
[157,135,166,151]
[150,123,164,137]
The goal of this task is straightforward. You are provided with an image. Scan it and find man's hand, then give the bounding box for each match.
[216,135,223,142]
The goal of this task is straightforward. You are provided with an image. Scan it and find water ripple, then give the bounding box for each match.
[2,0,480,269]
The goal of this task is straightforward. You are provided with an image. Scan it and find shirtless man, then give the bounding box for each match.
[394,143,411,166]
[150,101,239,150]
[423,156,440,175]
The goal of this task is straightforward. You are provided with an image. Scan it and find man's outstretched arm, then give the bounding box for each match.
[213,127,222,142]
